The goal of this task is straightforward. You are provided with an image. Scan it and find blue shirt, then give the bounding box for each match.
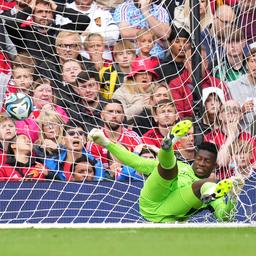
[113,0,170,59]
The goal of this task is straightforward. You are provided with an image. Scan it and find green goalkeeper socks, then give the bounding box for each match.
[157,146,176,170]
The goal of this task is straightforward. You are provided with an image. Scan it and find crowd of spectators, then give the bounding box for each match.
[0,0,255,183]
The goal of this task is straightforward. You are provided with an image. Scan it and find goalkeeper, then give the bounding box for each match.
[89,120,239,222]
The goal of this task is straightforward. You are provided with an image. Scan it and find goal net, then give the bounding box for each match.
[0,0,255,225]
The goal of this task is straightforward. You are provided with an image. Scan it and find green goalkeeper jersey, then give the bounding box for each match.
[106,142,235,223]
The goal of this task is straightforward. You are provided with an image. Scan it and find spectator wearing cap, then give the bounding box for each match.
[194,87,225,145]
[71,70,107,132]
[113,56,159,121]
[155,25,190,84]
[210,0,238,13]
[113,0,170,59]
[227,48,256,134]
[169,47,229,119]
[173,0,213,33]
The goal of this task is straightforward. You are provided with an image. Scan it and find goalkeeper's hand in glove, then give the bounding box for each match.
[88,128,110,147]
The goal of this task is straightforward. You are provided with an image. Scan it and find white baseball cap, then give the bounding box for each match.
[202,87,225,106]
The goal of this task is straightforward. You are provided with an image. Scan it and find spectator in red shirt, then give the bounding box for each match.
[87,99,141,167]
[204,100,256,179]
[0,133,48,181]
[169,47,229,119]
[142,99,178,148]
[0,114,16,165]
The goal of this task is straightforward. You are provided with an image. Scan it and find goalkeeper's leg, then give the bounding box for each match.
[158,120,193,180]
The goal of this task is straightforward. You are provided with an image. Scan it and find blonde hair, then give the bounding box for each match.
[0,114,15,125]
[136,29,155,41]
[113,40,136,57]
[13,52,35,70]
[56,31,81,47]
[123,79,156,95]
[31,77,57,104]
[229,140,253,157]
[84,33,105,50]
[37,110,64,145]
[149,82,171,101]
[62,59,83,70]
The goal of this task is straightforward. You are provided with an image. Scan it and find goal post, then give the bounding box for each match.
[0,0,255,226]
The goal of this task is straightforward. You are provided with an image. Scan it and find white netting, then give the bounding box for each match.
[0,0,255,224]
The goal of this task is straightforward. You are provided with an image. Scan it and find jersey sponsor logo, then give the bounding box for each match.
[94,17,102,27]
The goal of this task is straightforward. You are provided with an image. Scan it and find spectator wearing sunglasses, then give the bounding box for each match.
[41,121,104,181]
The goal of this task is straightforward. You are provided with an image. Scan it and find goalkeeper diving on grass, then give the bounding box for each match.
[88,120,241,222]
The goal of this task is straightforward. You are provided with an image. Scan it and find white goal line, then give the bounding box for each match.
[0,223,255,229]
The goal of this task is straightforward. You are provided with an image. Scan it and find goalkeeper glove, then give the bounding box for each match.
[88,128,110,147]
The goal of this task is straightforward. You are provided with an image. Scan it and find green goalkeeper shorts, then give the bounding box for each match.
[139,167,203,223]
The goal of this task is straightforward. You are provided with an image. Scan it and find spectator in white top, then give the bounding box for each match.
[173,0,213,33]
[227,48,256,134]
[67,0,120,46]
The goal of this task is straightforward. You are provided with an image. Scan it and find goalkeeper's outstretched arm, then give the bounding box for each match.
[88,129,157,175]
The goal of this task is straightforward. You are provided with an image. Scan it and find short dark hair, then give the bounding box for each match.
[103,99,124,111]
[63,120,86,136]
[76,70,99,86]
[168,25,190,43]
[197,142,218,160]
[71,155,96,175]
[139,146,157,159]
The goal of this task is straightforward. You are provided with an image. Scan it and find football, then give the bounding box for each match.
[5,92,33,120]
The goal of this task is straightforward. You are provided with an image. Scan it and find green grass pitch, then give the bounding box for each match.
[0,228,255,256]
